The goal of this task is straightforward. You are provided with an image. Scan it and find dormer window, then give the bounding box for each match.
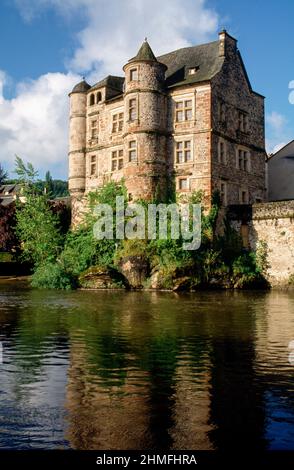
[130,68,138,81]
[188,66,199,75]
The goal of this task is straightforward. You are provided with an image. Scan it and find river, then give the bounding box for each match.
[0,279,293,450]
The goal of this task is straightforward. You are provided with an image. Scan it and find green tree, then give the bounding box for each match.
[0,163,8,185]
[15,193,63,266]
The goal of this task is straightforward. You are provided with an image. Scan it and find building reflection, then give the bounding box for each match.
[63,290,294,450]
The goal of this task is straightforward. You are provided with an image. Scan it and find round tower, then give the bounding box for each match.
[68,79,90,198]
[123,40,168,201]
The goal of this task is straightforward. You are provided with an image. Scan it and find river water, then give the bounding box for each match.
[0,280,293,450]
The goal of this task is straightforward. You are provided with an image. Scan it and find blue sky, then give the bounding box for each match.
[0,0,293,179]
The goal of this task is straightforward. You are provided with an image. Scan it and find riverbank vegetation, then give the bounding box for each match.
[9,163,268,289]
[1,158,269,290]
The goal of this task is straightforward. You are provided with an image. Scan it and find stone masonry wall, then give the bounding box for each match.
[211,34,266,205]
[230,201,294,286]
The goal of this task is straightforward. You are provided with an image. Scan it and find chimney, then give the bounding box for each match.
[219,30,237,58]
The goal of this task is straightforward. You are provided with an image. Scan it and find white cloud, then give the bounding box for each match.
[266,111,291,155]
[2,0,219,178]
[15,0,219,76]
[266,111,286,132]
[0,71,80,178]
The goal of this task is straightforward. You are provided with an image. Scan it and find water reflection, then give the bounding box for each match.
[0,282,293,450]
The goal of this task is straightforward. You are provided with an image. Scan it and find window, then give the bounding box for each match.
[90,119,98,140]
[176,140,192,163]
[218,140,227,164]
[128,140,137,162]
[240,190,249,204]
[130,68,138,81]
[112,113,124,133]
[237,148,250,171]
[179,178,189,190]
[188,67,199,75]
[220,181,227,205]
[218,100,226,123]
[112,149,124,171]
[129,98,137,121]
[175,100,193,122]
[89,94,95,106]
[90,155,97,176]
[238,111,249,132]
[96,92,102,103]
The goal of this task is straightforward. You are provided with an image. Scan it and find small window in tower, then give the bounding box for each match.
[130,68,138,81]
[90,155,97,176]
[89,94,95,106]
[96,92,102,103]
[128,140,137,162]
[129,98,137,121]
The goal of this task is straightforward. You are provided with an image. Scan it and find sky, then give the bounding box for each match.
[0,0,293,180]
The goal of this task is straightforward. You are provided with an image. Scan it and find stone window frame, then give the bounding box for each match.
[236,146,251,172]
[89,93,95,106]
[89,118,99,142]
[112,111,124,133]
[89,154,97,177]
[219,180,228,206]
[128,140,137,163]
[174,97,193,122]
[89,91,103,106]
[239,188,249,205]
[111,148,124,171]
[178,177,190,191]
[130,67,139,82]
[218,138,227,165]
[128,97,138,122]
[174,136,193,164]
[238,110,249,133]
[217,99,227,123]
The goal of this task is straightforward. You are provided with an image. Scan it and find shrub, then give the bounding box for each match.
[31,263,76,290]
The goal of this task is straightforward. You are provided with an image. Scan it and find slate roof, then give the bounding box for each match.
[268,140,294,201]
[129,40,158,63]
[90,75,125,92]
[87,38,225,97]
[158,40,224,87]
[71,80,91,94]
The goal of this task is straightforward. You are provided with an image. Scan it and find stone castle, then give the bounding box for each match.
[68,31,266,223]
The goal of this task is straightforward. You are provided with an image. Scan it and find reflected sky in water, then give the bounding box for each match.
[0,280,293,450]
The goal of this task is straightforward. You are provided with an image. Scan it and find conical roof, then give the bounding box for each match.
[71,79,91,93]
[129,39,157,63]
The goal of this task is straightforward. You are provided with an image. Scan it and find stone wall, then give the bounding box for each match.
[211,33,266,205]
[230,201,294,286]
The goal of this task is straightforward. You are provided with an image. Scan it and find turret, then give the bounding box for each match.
[122,40,168,201]
[68,79,90,197]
